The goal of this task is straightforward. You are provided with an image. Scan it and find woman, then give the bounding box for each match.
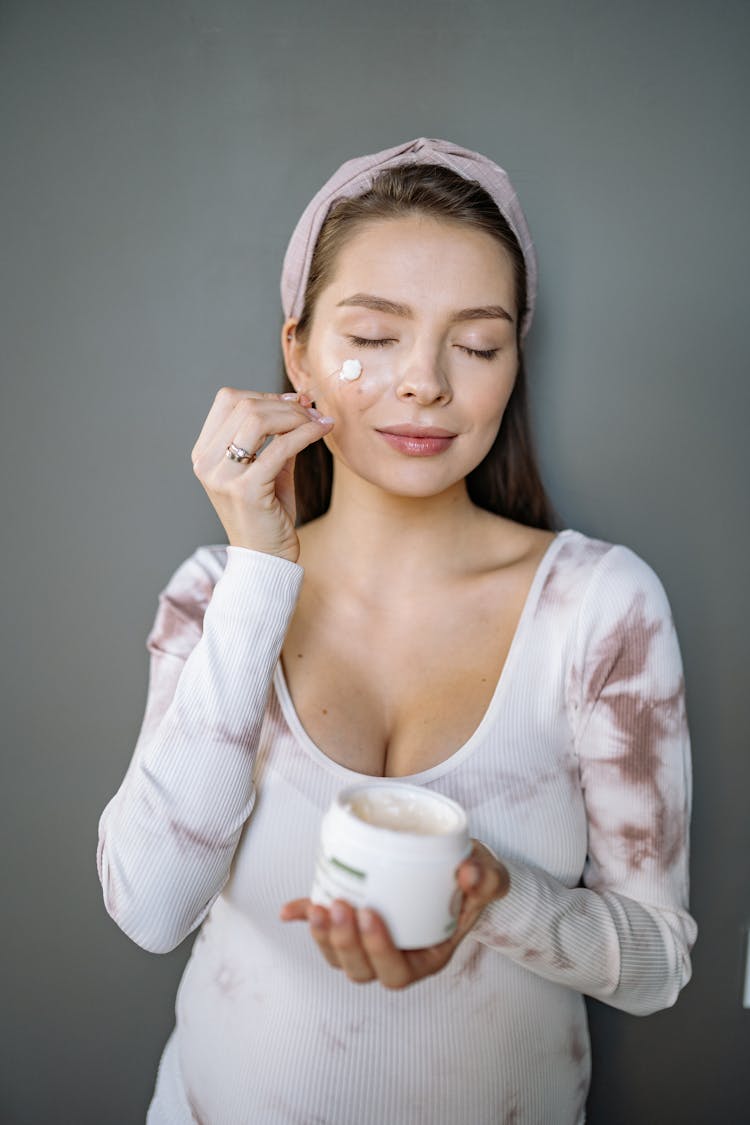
[97,138,696,1124]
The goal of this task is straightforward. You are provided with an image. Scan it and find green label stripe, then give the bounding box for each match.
[329,856,367,880]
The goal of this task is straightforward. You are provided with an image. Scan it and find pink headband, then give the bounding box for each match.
[280,137,537,339]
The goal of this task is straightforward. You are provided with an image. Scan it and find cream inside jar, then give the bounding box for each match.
[346,789,461,835]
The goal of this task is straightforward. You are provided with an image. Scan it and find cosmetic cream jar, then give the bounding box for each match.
[310,783,471,949]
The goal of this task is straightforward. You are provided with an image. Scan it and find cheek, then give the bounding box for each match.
[314,352,395,412]
[465,367,517,420]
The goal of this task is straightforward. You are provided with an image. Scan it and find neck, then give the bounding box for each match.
[303,463,499,594]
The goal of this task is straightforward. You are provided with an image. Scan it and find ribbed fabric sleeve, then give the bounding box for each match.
[472,545,695,1015]
[97,546,303,953]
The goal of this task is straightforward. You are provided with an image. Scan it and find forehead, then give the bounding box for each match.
[330,215,516,297]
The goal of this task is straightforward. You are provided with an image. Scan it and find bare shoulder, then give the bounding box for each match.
[471,510,558,575]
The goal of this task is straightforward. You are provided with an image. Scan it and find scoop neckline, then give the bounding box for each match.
[273,529,573,786]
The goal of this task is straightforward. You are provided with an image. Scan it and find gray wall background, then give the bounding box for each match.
[2,0,748,1121]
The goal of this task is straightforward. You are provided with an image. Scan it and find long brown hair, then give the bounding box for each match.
[282,163,556,530]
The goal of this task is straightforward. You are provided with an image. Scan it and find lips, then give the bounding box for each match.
[375,423,458,457]
[377,424,458,438]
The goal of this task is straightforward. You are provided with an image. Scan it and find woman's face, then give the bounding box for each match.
[288,215,520,499]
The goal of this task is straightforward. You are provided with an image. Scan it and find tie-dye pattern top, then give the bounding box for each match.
[97,529,696,1125]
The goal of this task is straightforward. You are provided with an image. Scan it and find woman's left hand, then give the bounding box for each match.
[279,841,509,989]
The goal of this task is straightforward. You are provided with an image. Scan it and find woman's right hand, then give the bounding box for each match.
[191,388,334,563]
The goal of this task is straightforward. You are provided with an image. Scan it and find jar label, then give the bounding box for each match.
[311,847,368,909]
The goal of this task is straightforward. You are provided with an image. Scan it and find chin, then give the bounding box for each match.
[332,439,490,490]
[342,461,473,500]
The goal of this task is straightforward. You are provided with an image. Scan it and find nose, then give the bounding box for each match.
[395,349,453,406]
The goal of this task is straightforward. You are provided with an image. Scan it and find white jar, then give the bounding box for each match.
[310,782,472,949]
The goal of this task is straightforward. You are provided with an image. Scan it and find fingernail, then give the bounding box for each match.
[357,909,375,933]
[464,863,481,888]
[310,907,327,929]
[330,902,347,926]
[307,404,334,423]
[281,392,299,400]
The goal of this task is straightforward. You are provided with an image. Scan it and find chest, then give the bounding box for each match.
[280,574,535,778]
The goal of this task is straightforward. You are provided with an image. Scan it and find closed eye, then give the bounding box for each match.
[348,336,499,360]
[347,335,394,348]
[457,346,500,360]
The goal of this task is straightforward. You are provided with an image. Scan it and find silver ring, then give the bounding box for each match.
[226,442,256,464]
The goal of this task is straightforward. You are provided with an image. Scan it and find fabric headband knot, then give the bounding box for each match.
[280,137,538,339]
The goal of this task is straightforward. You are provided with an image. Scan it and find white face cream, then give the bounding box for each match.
[310,783,471,949]
[338,358,362,382]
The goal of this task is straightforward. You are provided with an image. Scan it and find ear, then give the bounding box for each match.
[281,318,312,392]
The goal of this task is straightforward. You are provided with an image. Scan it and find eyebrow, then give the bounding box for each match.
[336,293,514,324]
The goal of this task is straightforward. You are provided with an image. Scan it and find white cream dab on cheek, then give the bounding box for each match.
[338,358,362,382]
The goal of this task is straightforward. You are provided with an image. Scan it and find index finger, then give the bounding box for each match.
[456,844,509,905]
[279,897,311,922]
[191,388,299,464]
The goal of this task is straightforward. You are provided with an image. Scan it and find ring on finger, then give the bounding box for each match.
[226,441,257,464]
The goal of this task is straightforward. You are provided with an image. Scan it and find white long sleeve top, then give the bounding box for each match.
[97,529,696,1125]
